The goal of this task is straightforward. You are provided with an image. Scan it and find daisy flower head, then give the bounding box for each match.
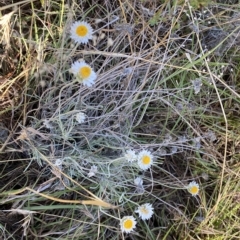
[70,21,93,44]
[137,150,153,170]
[134,176,144,194]
[71,60,97,87]
[134,177,143,186]
[120,216,137,234]
[187,181,200,196]
[75,112,86,124]
[124,149,137,162]
[135,203,154,220]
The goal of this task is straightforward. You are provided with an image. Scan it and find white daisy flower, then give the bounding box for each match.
[134,177,143,186]
[120,216,137,233]
[135,203,154,220]
[75,112,86,124]
[71,60,97,87]
[70,21,93,44]
[87,165,98,178]
[187,181,200,196]
[137,150,153,170]
[124,149,137,162]
[134,177,144,194]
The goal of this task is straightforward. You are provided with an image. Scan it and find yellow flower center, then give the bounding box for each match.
[189,186,199,194]
[142,155,151,165]
[140,207,148,214]
[79,66,91,79]
[76,25,88,37]
[123,219,133,230]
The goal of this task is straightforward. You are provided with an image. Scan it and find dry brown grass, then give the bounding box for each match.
[1,0,240,239]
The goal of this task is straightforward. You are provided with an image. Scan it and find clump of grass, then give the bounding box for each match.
[0,0,240,239]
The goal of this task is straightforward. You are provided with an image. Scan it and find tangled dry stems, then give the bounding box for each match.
[0,0,240,239]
